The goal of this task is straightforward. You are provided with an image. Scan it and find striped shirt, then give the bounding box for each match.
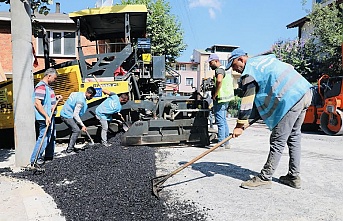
[237,75,258,125]
[34,81,56,107]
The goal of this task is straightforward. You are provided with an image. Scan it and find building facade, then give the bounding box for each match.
[0,3,94,75]
[287,0,343,40]
[192,44,241,91]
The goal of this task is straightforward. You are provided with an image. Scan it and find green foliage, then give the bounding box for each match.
[120,0,186,62]
[271,38,319,82]
[227,96,241,118]
[272,3,343,82]
[308,3,343,76]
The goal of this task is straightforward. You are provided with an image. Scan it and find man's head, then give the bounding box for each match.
[85,86,96,100]
[226,48,248,73]
[207,53,220,70]
[119,93,129,104]
[173,88,178,94]
[44,68,58,84]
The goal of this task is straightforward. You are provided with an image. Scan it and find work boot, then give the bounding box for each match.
[279,174,301,189]
[224,143,231,150]
[44,156,53,161]
[36,158,45,166]
[66,148,76,154]
[102,141,111,147]
[240,176,272,190]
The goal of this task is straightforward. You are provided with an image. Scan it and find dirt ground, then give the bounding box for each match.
[155,119,343,221]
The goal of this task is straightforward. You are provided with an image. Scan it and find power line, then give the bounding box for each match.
[174,0,198,61]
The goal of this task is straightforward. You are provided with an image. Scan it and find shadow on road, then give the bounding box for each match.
[188,161,258,181]
[162,161,260,189]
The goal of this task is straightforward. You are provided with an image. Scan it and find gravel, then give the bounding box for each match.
[11,134,209,221]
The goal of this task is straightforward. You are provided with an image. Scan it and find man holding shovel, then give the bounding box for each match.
[60,87,96,153]
[227,48,312,189]
[95,89,129,146]
[30,68,63,166]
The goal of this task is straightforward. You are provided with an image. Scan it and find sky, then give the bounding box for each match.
[0,0,313,62]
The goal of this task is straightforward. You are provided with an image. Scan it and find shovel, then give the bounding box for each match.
[118,114,129,132]
[151,117,261,198]
[85,130,95,145]
[23,99,61,174]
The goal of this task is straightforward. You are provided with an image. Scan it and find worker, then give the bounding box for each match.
[60,87,96,153]
[95,89,129,146]
[30,68,63,166]
[208,53,235,150]
[227,48,312,189]
[172,88,180,96]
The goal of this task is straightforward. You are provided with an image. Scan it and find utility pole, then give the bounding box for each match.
[10,0,36,167]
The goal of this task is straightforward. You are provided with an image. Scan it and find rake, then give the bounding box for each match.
[151,117,260,198]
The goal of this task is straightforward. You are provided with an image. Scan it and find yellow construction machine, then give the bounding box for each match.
[0,4,211,146]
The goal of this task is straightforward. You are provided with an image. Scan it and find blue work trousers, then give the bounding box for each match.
[30,117,55,163]
[213,101,229,145]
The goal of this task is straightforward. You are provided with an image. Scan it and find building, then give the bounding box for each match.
[192,44,241,90]
[0,3,94,75]
[166,61,198,96]
[287,0,343,40]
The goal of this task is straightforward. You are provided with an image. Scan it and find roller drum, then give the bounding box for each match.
[320,109,343,135]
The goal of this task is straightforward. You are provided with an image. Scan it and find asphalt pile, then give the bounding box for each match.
[11,134,209,221]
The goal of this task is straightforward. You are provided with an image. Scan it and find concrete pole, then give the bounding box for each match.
[10,0,36,167]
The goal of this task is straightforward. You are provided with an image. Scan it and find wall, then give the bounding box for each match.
[0,25,94,73]
[0,28,12,72]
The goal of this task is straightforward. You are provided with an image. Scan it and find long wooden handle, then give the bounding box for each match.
[170,117,261,176]
[33,99,60,164]
[85,130,94,144]
[92,75,103,89]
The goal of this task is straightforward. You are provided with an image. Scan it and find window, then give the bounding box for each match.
[220,60,228,69]
[37,31,76,56]
[185,78,193,86]
[176,64,186,71]
[191,64,198,71]
[166,77,179,84]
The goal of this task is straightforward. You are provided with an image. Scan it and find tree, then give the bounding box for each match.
[308,3,343,76]
[272,38,318,82]
[272,2,343,82]
[0,0,50,15]
[120,0,186,62]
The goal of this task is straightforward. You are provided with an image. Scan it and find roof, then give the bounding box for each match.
[210,44,240,48]
[174,61,199,64]
[286,16,309,29]
[194,49,211,55]
[287,0,343,29]
[0,11,73,24]
[68,5,148,41]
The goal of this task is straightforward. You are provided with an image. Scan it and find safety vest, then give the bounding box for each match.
[33,81,53,121]
[60,92,87,119]
[214,66,235,103]
[242,54,312,130]
[95,94,121,121]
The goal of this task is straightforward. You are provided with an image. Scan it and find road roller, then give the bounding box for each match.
[303,74,343,135]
